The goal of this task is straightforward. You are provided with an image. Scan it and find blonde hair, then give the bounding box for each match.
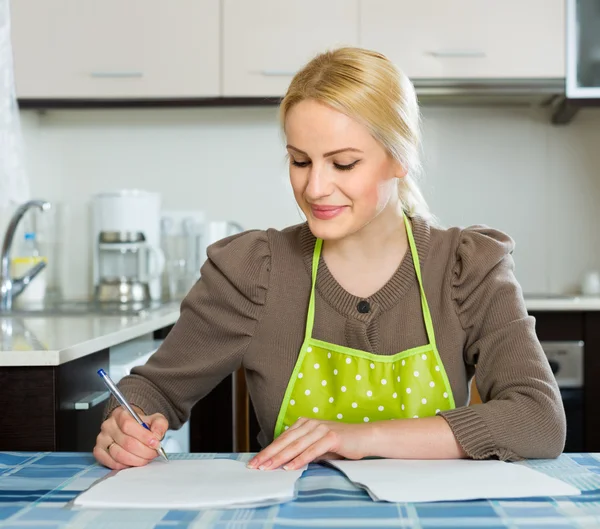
[280,47,432,221]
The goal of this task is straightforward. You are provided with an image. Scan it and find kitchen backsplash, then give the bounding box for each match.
[3,105,600,299]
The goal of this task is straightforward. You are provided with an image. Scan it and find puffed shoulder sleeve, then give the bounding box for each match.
[105,230,271,428]
[439,227,566,461]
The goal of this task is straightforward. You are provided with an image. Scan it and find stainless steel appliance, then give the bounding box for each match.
[95,231,157,304]
[541,341,584,452]
[92,191,164,304]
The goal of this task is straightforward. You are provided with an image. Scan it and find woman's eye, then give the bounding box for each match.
[291,160,310,168]
[334,161,359,171]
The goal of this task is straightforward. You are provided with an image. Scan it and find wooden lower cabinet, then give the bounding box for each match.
[0,349,109,452]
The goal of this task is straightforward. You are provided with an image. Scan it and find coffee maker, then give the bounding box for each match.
[91,190,164,304]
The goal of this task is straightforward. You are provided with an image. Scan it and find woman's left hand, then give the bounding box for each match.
[247,417,375,471]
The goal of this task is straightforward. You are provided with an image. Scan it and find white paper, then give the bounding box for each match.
[74,459,305,509]
[328,459,581,503]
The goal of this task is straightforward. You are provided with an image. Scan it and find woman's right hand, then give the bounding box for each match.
[93,406,169,470]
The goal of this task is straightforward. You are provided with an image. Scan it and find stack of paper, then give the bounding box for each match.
[74,459,305,509]
[328,459,581,503]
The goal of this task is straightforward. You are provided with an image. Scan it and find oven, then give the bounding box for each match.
[541,341,584,453]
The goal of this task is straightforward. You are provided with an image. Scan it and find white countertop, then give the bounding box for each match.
[0,303,180,367]
[2,295,598,368]
[524,295,600,311]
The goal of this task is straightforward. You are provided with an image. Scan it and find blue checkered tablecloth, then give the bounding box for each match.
[2,452,600,528]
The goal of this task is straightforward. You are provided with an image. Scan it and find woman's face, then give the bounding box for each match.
[285,99,403,241]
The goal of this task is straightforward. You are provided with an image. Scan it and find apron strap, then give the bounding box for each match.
[304,237,322,341]
[403,214,437,348]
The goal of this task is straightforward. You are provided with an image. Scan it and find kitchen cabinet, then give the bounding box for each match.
[11,0,220,99]
[1,349,109,451]
[359,0,565,80]
[222,0,359,97]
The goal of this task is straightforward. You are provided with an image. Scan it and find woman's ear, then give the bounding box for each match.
[395,161,408,179]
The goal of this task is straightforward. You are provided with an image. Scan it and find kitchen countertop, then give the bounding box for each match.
[524,295,600,311]
[1,295,599,367]
[0,302,180,367]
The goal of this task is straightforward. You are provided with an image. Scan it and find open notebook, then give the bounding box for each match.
[328,459,581,503]
[74,459,306,509]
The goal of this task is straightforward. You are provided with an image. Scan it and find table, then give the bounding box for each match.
[2,452,600,528]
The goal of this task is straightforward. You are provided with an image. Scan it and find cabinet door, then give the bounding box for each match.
[223,0,359,97]
[360,0,565,79]
[11,0,220,99]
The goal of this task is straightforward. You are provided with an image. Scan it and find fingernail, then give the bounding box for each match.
[247,460,256,469]
[149,439,158,448]
[283,463,294,471]
[259,459,272,470]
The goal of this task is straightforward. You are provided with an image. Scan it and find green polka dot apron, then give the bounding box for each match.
[273,214,456,437]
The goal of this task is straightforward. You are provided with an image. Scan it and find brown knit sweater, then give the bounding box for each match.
[110,216,566,461]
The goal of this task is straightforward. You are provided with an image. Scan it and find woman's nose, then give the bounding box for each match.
[305,165,333,199]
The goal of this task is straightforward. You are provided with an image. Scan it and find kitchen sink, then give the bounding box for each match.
[3,300,167,317]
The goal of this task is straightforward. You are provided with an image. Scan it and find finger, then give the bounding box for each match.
[114,413,162,457]
[288,417,310,431]
[267,423,332,471]
[146,413,169,440]
[315,452,344,462]
[93,433,128,470]
[93,444,128,470]
[108,441,155,467]
[112,427,159,462]
[103,412,158,461]
[283,430,338,470]
[249,419,316,469]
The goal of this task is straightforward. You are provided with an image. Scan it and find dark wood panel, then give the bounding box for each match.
[0,366,56,451]
[56,349,109,452]
[530,311,584,340]
[249,400,261,453]
[190,375,233,452]
[153,325,175,341]
[584,313,600,451]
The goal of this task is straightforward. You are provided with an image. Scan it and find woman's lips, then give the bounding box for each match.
[310,205,347,220]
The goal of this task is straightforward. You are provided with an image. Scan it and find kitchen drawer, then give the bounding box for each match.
[360,0,565,79]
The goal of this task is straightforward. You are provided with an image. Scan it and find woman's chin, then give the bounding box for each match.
[307,217,353,241]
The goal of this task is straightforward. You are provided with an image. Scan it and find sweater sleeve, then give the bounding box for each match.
[439,226,566,461]
[103,229,271,429]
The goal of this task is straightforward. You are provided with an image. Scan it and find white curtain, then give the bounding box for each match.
[0,0,29,207]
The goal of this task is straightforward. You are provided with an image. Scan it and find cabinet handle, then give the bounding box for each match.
[259,70,296,77]
[63,390,110,410]
[90,71,144,79]
[427,50,487,59]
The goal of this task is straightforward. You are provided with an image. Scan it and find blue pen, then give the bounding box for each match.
[97,369,169,462]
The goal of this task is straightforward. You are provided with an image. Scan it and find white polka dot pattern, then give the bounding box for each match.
[277,343,454,436]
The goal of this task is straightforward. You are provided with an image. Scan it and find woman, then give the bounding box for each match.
[94,47,565,471]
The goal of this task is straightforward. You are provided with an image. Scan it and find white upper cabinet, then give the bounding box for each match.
[222,0,359,97]
[11,0,220,99]
[360,0,565,79]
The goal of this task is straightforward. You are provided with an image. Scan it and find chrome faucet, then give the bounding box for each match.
[0,200,51,312]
